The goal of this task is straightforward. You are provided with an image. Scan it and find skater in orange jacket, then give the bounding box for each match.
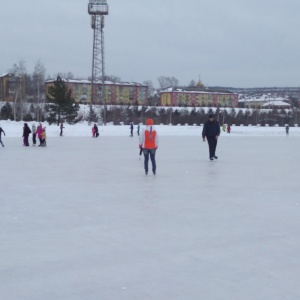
[139,118,158,175]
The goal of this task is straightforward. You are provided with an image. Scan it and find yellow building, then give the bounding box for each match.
[161,90,238,107]
[0,73,25,102]
[45,79,148,105]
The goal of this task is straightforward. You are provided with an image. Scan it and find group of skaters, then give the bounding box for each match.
[0,115,217,175]
[137,114,222,175]
[130,122,141,137]
[222,124,231,134]
[128,115,219,175]
[23,123,47,147]
[1,121,100,147]
[0,123,46,148]
[1,115,294,176]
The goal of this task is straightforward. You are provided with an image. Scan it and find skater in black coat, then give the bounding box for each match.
[60,122,65,136]
[285,125,289,135]
[130,122,134,136]
[94,124,99,137]
[23,123,31,146]
[202,115,220,160]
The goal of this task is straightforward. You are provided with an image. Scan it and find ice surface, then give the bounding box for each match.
[0,126,300,300]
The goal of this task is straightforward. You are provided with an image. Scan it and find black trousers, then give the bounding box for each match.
[207,136,218,158]
[32,133,36,144]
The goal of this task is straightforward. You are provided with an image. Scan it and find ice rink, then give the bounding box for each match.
[1,133,300,300]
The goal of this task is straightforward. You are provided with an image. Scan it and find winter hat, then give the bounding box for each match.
[209,114,214,119]
[146,118,154,126]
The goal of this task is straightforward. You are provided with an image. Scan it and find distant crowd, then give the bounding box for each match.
[22,123,47,147]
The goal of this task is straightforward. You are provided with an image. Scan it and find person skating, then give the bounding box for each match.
[23,123,31,146]
[202,114,220,161]
[130,122,134,137]
[32,123,37,145]
[36,123,43,146]
[139,118,158,175]
[41,127,47,146]
[0,126,5,147]
[60,122,64,136]
[285,124,289,135]
[227,124,231,134]
[93,124,99,137]
[137,124,140,136]
[92,125,95,137]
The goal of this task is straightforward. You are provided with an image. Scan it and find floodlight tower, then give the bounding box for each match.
[88,0,109,125]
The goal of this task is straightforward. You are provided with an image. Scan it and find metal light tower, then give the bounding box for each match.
[88,0,109,125]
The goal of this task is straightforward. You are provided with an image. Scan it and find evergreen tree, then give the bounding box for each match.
[0,102,14,120]
[23,113,33,122]
[45,76,79,125]
[88,107,98,123]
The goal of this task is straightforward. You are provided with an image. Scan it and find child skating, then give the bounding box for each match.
[41,127,47,147]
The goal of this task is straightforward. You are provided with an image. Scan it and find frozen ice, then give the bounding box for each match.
[0,124,300,300]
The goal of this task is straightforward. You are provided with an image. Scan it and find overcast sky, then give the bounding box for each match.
[1,0,300,88]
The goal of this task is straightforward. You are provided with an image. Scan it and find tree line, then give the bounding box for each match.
[1,73,299,126]
[82,105,299,127]
[2,60,299,126]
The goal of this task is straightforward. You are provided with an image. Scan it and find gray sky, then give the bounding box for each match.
[1,0,300,88]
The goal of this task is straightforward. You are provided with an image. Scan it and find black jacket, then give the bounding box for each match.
[23,126,31,137]
[202,120,220,138]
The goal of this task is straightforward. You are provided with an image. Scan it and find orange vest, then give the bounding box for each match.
[141,126,158,149]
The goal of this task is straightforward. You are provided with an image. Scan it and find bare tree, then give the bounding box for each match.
[9,59,27,121]
[189,80,196,87]
[169,76,179,87]
[157,76,168,89]
[157,76,179,90]
[143,80,154,95]
[33,60,46,121]
[9,59,27,76]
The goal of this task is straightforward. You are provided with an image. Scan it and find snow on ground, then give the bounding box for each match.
[0,123,300,300]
